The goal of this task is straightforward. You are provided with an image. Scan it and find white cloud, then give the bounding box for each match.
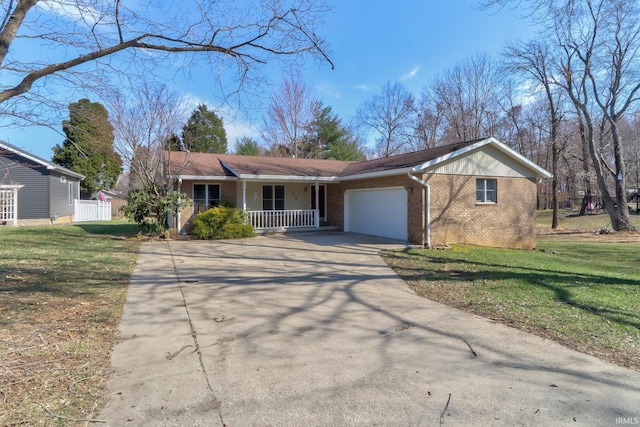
[400,66,421,80]
[36,1,100,25]
[181,93,208,113]
[352,84,370,91]
[315,83,342,99]
[225,120,260,147]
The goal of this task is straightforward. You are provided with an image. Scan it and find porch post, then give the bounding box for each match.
[315,182,320,228]
[242,180,248,225]
[242,180,247,211]
[12,187,18,225]
[176,178,182,233]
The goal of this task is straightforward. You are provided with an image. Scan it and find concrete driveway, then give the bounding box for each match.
[100,233,639,426]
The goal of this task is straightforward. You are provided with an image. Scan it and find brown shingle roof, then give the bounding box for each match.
[219,154,350,177]
[165,139,484,179]
[340,140,477,176]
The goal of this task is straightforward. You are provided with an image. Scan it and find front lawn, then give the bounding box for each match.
[382,238,640,371]
[0,222,141,425]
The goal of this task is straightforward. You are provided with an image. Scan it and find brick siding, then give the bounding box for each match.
[176,174,538,249]
[426,174,537,249]
[327,173,538,249]
[175,180,237,232]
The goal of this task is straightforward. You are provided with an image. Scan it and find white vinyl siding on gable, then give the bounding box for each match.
[427,146,534,178]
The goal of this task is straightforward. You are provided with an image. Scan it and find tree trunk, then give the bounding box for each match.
[606,123,636,230]
[551,140,559,229]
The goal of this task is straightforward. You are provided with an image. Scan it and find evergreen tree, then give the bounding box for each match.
[163,133,183,151]
[182,104,228,153]
[305,102,366,161]
[52,98,122,196]
[234,137,261,156]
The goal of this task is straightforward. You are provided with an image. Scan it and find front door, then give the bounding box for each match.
[311,185,326,221]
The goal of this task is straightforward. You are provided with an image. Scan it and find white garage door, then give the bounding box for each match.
[345,187,408,241]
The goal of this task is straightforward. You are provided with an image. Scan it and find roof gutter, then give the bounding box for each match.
[236,174,339,182]
[339,166,414,182]
[407,171,431,249]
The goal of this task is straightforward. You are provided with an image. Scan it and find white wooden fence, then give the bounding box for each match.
[74,199,112,222]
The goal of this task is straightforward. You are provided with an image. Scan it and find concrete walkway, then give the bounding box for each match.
[100,233,640,426]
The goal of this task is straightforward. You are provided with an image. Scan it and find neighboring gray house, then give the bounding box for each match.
[0,141,84,225]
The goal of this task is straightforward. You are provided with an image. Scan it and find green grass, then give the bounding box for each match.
[537,209,640,230]
[382,239,640,370]
[0,221,141,425]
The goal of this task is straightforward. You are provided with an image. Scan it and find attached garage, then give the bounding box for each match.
[344,187,408,241]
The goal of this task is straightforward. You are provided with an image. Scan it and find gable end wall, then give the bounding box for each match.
[1,154,50,219]
[426,173,538,249]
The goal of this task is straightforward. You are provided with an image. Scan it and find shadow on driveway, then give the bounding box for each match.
[100,233,640,426]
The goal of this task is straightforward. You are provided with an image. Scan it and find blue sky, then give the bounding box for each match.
[4,0,538,160]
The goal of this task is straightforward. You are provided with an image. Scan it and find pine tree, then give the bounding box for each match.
[182,105,228,153]
[52,99,123,196]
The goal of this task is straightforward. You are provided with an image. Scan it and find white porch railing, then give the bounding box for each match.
[248,209,319,229]
[74,199,111,222]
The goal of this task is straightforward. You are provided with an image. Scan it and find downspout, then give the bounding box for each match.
[407,171,431,249]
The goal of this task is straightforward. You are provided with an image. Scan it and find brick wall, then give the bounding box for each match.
[174,174,538,248]
[426,173,538,249]
[327,173,538,249]
[326,174,425,244]
[175,180,237,232]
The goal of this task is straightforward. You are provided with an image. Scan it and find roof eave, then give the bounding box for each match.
[338,167,414,181]
[175,175,238,181]
[0,141,85,179]
[237,174,339,182]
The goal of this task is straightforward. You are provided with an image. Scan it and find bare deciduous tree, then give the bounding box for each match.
[106,83,187,193]
[430,53,502,142]
[482,0,640,231]
[261,73,317,158]
[503,38,568,228]
[411,89,445,150]
[0,0,333,128]
[356,81,415,158]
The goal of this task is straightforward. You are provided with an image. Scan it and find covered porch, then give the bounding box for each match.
[175,178,334,233]
[238,180,327,230]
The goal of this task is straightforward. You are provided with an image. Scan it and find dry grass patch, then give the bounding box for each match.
[1,223,141,426]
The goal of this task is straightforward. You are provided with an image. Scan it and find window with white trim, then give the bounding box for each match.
[68,182,74,205]
[263,185,285,210]
[476,179,497,203]
[193,184,221,213]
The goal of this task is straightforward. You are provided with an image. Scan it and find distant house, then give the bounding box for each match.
[166,137,552,249]
[0,141,84,225]
[91,189,128,218]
